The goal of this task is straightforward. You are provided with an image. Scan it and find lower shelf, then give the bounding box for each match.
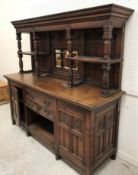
[29,122,54,150]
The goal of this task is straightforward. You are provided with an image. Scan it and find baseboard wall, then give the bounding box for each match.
[118,150,138,168]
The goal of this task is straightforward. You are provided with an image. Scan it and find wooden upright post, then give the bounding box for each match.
[101,21,113,96]
[32,31,39,76]
[16,32,23,73]
[66,26,73,87]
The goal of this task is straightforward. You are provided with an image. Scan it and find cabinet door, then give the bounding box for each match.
[56,102,84,165]
[11,86,20,126]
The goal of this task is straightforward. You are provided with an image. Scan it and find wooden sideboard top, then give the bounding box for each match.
[4,73,124,110]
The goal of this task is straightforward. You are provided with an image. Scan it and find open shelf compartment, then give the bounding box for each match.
[28,109,55,150]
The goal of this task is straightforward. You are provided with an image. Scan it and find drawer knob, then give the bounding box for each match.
[44,109,50,115]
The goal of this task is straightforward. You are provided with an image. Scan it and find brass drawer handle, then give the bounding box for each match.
[44,100,50,106]
[44,109,50,115]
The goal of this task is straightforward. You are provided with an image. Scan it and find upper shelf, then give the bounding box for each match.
[18,51,48,56]
[66,56,123,64]
[11,4,134,32]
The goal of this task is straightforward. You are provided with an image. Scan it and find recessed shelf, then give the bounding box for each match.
[29,121,54,148]
[66,56,123,64]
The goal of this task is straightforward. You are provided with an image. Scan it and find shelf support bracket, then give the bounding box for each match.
[16,32,23,73]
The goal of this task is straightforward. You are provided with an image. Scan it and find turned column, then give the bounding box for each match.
[16,32,23,73]
[101,21,113,96]
[66,26,73,87]
[32,32,39,76]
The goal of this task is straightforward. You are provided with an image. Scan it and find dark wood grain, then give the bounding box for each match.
[5,4,134,175]
[4,73,125,110]
[12,4,133,32]
[66,56,123,64]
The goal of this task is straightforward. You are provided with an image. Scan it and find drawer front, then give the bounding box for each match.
[25,89,55,121]
[57,100,84,134]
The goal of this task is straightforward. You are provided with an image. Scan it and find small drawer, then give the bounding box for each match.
[25,89,55,121]
[57,100,85,134]
[57,100,85,117]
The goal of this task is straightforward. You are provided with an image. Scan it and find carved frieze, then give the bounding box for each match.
[96,106,115,134]
[72,117,83,133]
[59,111,71,127]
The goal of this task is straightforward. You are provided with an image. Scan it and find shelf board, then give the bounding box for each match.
[22,70,33,73]
[29,122,54,148]
[66,56,123,64]
[18,51,48,56]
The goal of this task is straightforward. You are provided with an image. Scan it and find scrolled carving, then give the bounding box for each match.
[72,118,83,133]
[59,111,70,126]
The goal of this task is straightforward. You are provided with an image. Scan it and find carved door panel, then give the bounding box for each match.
[57,105,84,164]
[11,86,20,126]
[58,110,71,152]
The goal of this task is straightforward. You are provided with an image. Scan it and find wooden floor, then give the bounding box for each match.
[0,80,9,104]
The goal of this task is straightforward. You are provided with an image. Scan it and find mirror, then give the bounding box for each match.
[55,49,78,70]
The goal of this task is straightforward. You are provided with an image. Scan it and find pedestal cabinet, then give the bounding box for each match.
[4,4,133,175]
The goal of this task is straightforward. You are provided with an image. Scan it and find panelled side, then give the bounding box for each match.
[93,100,120,168]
